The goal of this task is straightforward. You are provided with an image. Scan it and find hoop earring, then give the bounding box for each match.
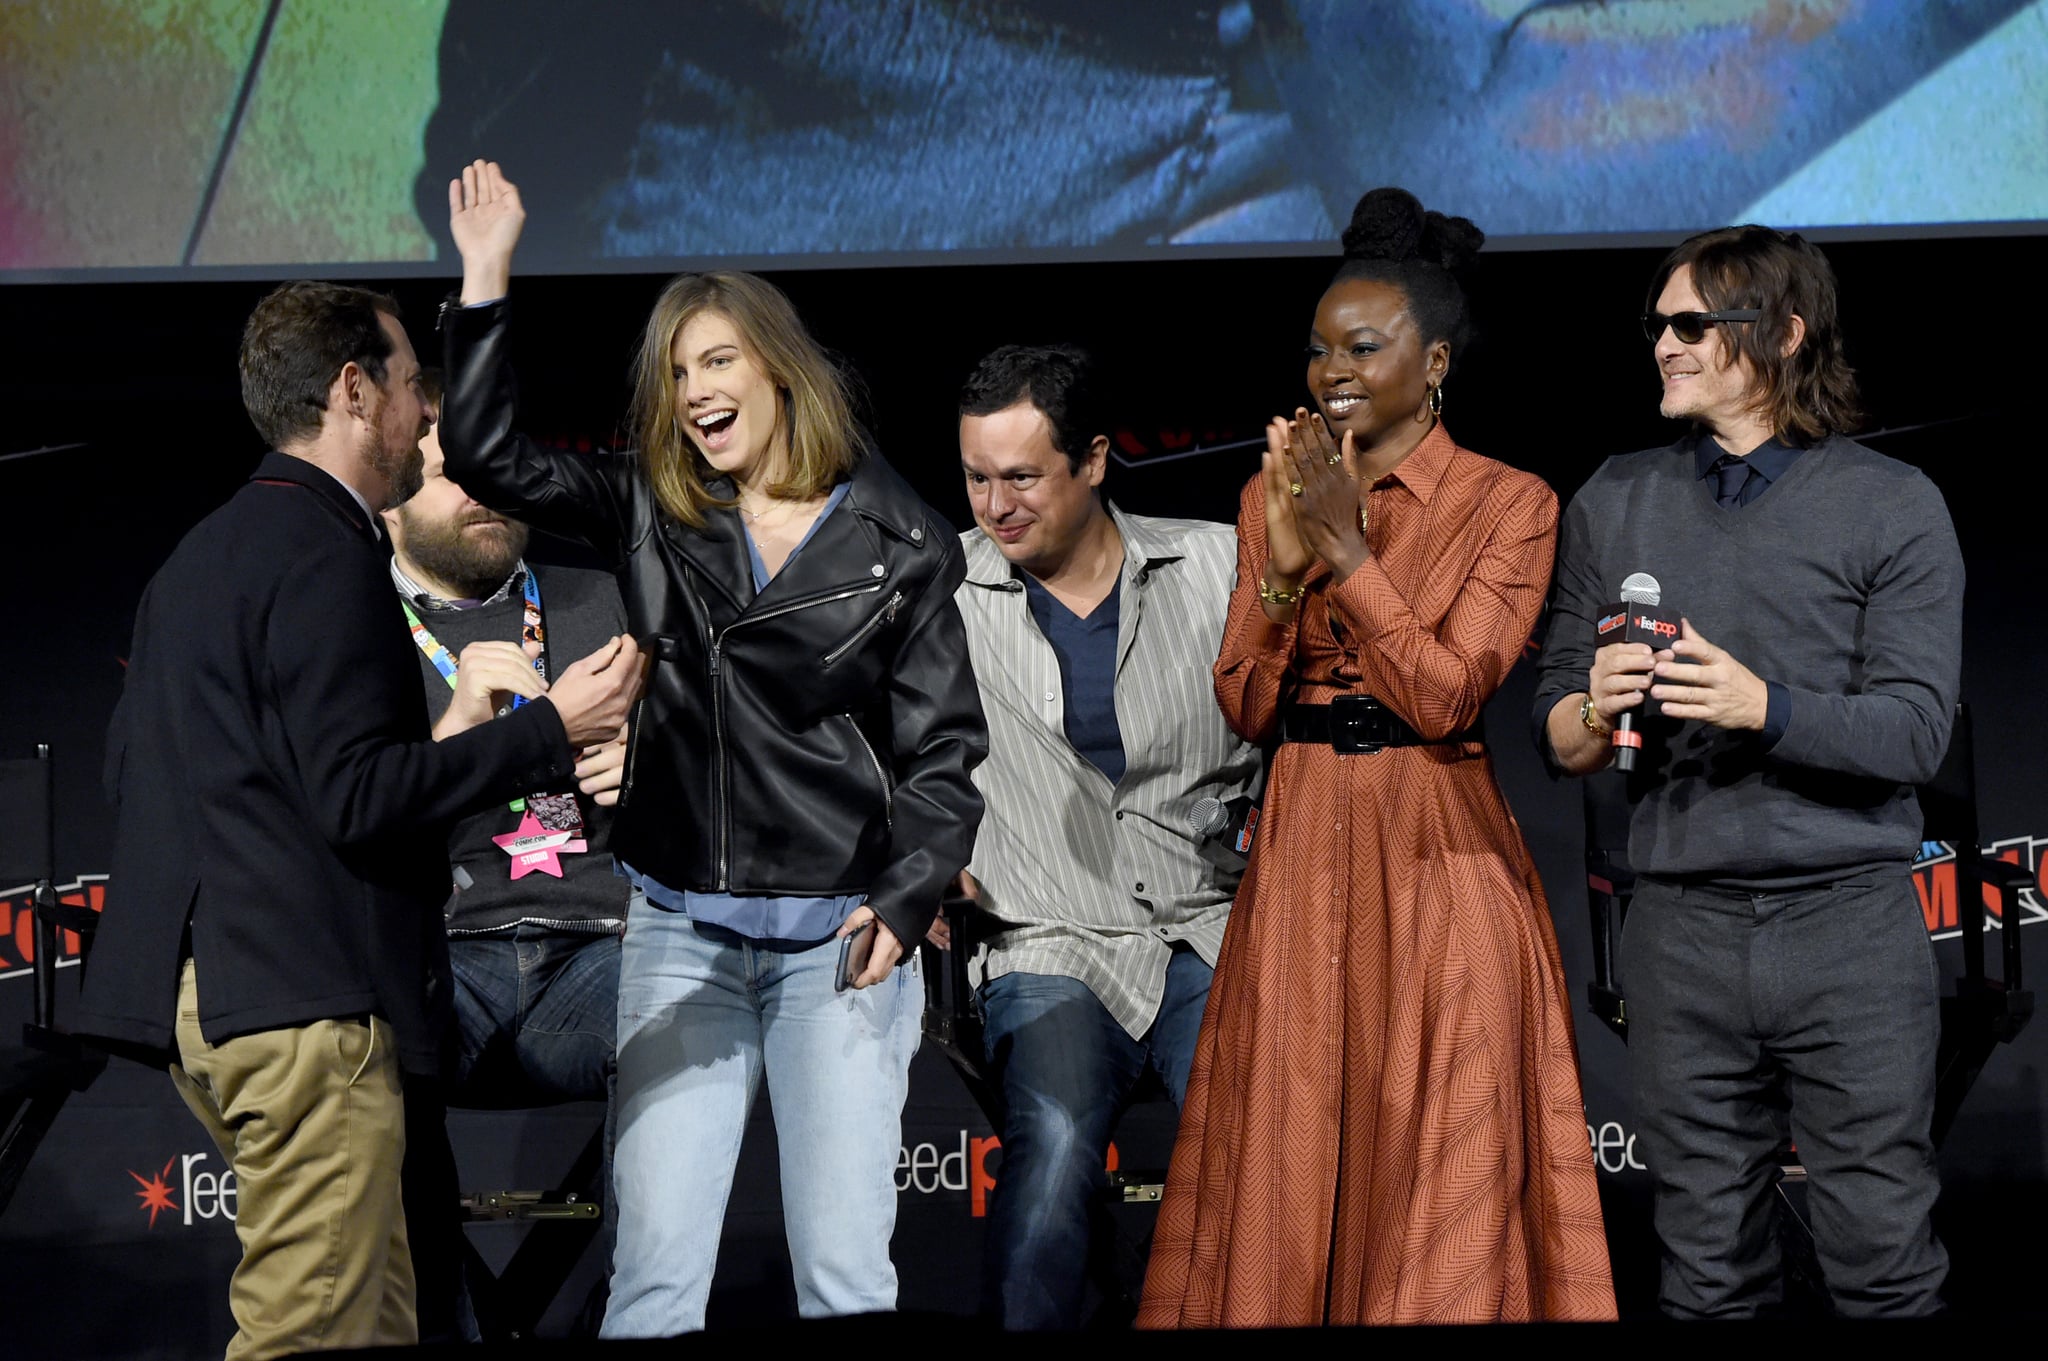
[1428,382,1444,417]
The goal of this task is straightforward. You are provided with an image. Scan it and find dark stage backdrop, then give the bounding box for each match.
[1,233,2042,1354]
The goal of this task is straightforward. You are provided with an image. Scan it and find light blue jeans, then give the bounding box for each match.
[600,892,922,1336]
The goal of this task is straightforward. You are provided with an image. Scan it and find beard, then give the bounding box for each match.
[363,422,426,508]
[396,506,530,601]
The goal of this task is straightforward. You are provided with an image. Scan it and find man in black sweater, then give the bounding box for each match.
[1532,226,1962,1318]
[383,389,631,1338]
[79,282,642,1359]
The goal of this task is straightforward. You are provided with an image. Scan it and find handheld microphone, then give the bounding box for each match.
[1189,795,1260,857]
[1596,572,1680,773]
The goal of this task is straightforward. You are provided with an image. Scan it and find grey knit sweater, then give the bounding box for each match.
[1532,434,1964,888]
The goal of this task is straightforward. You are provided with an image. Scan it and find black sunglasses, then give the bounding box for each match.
[1642,309,1762,344]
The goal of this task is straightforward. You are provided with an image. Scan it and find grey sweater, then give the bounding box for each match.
[1531,434,1964,888]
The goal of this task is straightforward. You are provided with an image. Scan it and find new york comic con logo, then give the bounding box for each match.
[1913,835,2047,939]
[0,874,104,980]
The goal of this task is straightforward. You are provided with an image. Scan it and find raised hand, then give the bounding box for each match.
[432,639,547,741]
[1283,409,1369,583]
[448,159,526,304]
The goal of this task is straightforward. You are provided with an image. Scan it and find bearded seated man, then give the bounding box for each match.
[384,371,631,1340]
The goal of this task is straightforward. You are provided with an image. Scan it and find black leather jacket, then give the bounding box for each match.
[438,299,987,947]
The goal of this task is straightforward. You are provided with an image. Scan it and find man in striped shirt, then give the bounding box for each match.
[945,345,1262,1329]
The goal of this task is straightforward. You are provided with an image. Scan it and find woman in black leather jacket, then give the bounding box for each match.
[439,161,987,1335]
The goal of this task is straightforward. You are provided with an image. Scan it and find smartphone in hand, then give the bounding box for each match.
[835,918,878,992]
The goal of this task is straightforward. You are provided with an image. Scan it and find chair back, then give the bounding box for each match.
[0,748,58,1031]
[0,747,53,886]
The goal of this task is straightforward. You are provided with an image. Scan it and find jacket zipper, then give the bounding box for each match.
[619,694,647,805]
[821,590,905,667]
[709,623,728,887]
[846,714,893,830]
[707,581,884,890]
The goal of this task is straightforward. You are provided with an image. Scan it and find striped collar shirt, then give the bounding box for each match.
[956,504,1262,1037]
[389,557,528,611]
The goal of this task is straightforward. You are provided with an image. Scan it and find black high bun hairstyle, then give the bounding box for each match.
[1332,187,1485,376]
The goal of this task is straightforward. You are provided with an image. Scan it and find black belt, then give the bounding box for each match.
[1280,696,1480,754]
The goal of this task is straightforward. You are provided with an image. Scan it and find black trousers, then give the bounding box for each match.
[1623,874,1947,1318]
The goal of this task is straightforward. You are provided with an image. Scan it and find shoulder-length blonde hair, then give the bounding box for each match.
[630,271,864,527]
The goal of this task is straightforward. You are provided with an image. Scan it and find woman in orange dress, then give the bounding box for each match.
[1137,188,1616,1326]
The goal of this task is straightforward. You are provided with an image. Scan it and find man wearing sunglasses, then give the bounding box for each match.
[1531,225,1963,1317]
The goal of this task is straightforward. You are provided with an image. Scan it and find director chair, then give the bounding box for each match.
[920,896,1174,1327]
[0,745,108,1218]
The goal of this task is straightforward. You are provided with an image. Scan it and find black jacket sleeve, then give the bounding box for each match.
[439,298,641,566]
[266,539,573,846]
[863,532,988,948]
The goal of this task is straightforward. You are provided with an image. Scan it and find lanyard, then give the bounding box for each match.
[403,570,550,812]
[402,570,548,702]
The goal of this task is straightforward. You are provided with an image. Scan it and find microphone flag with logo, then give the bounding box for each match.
[1596,572,1680,772]
[1189,795,1260,857]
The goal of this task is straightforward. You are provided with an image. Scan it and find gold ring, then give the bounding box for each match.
[1289,481,1304,497]
[1326,454,1342,466]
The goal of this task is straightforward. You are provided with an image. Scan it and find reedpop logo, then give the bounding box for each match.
[1585,1120,1647,1175]
[126,1152,238,1228]
[897,1132,1126,1216]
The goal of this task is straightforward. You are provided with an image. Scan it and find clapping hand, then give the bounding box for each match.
[1282,409,1370,582]
[1259,409,1369,610]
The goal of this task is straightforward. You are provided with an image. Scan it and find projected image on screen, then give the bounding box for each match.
[4,0,2044,278]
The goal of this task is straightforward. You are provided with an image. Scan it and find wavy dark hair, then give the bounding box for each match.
[1649,225,1863,442]
[1330,187,1485,377]
[958,344,1105,472]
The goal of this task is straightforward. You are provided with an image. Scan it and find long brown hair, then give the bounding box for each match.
[629,271,863,527]
[1649,225,1863,444]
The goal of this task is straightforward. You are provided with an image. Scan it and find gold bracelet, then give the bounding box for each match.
[1257,576,1301,606]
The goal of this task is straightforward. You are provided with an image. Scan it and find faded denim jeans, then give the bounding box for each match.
[601,891,922,1336]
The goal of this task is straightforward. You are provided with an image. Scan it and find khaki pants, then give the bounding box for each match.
[168,959,417,1360]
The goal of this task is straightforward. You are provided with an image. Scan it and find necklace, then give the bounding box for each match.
[738,491,824,525]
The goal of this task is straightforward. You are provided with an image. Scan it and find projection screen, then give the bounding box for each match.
[3,0,2045,281]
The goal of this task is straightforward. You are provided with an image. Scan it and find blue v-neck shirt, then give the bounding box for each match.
[1021,574,1126,787]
